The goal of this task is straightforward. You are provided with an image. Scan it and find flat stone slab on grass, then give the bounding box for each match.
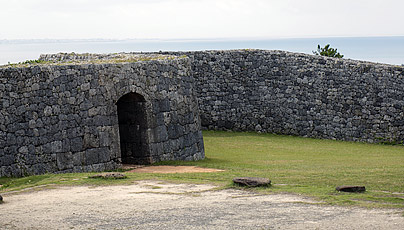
[233,177,271,187]
[336,186,366,193]
[89,172,127,179]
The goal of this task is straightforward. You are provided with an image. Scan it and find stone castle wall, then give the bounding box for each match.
[161,50,404,143]
[0,55,204,177]
[2,49,404,177]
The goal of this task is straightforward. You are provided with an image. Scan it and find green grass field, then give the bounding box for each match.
[1,131,403,209]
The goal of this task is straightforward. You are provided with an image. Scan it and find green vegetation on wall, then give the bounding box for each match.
[313,44,344,58]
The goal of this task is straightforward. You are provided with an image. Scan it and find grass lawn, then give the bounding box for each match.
[1,130,404,209]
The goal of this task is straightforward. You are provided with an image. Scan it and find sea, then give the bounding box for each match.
[0,36,403,66]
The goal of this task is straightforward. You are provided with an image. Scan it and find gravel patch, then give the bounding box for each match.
[0,181,403,229]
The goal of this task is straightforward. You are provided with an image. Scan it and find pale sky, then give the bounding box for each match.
[0,0,403,40]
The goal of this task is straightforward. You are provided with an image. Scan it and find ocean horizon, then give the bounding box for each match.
[1,36,403,66]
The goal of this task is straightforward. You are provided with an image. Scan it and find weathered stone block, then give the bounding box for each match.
[83,133,99,149]
[336,186,366,193]
[154,126,168,142]
[73,151,85,166]
[51,141,63,153]
[99,130,112,147]
[29,163,48,175]
[70,137,83,152]
[159,99,171,112]
[56,152,73,171]
[167,124,178,139]
[98,147,110,163]
[85,149,99,165]
[233,177,271,187]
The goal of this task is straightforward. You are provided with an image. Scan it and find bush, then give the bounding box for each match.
[313,44,344,58]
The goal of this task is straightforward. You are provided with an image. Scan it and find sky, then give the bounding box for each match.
[0,0,403,40]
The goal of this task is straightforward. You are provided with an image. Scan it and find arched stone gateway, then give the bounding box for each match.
[0,54,205,177]
[116,92,149,164]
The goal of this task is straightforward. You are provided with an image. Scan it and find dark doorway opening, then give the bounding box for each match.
[116,92,150,164]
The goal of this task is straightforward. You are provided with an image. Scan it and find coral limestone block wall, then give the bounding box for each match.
[0,57,204,177]
[166,50,404,143]
[2,49,404,177]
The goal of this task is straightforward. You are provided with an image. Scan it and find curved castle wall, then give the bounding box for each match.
[0,55,204,177]
[163,50,404,143]
[1,49,404,177]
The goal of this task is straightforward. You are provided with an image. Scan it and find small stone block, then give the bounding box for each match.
[89,172,127,179]
[336,186,366,193]
[233,177,271,187]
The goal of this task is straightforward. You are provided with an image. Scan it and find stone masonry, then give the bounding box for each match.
[0,54,204,177]
[162,50,404,143]
[1,49,404,177]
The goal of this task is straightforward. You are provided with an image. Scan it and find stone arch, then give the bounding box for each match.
[116,92,150,164]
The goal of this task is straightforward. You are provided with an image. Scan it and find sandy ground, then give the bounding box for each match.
[1,180,403,230]
[127,165,225,173]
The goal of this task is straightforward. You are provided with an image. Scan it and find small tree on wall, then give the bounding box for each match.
[313,44,344,58]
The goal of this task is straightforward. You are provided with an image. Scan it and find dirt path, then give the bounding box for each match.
[1,180,403,230]
[126,165,225,173]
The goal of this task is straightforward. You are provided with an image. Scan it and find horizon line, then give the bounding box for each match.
[1,35,404,43]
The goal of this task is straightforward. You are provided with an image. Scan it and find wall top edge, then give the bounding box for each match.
[0,53,187,69]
